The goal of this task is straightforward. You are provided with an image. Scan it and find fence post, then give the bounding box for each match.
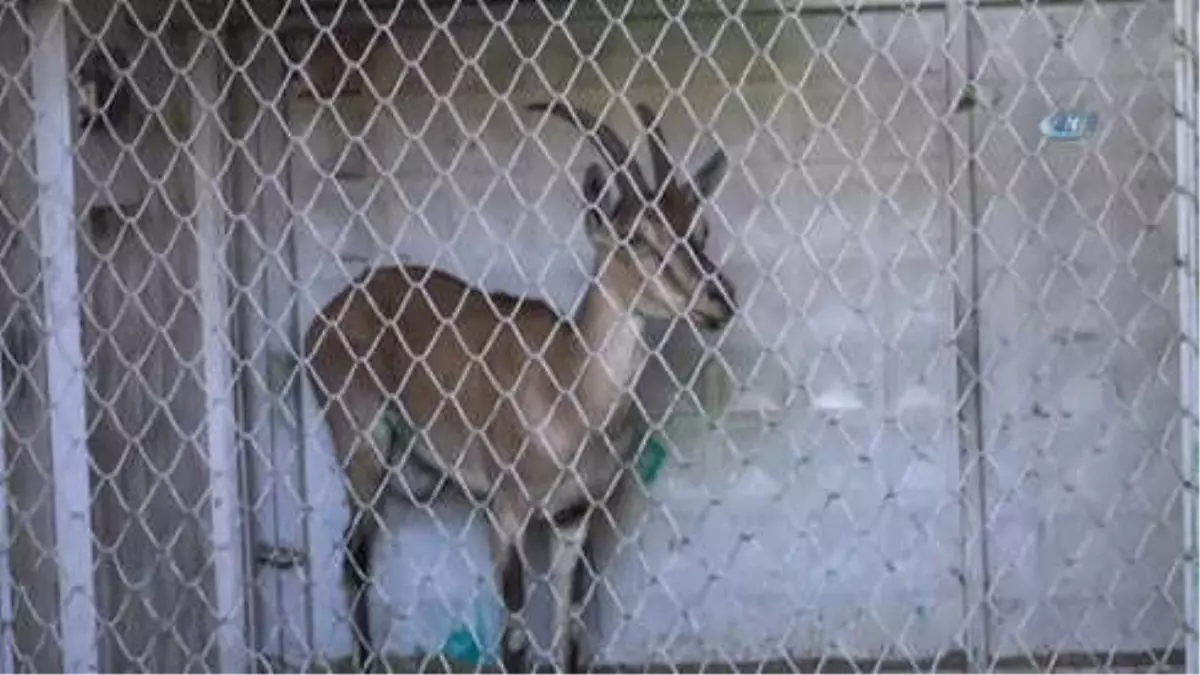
[190,29,248,674]
[0,355,13,674]
[28,0,98,671]
[1172,0,1198,666]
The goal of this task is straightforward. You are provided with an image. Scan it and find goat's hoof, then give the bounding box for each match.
[501,623,529,673]
[501,645,528,673]
[566,643,582,674]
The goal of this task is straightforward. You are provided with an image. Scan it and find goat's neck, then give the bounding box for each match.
[566,262,647,430]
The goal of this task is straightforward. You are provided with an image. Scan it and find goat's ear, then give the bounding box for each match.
[582,162,607,206]
[691,150,728,199]
[582,163,619,244]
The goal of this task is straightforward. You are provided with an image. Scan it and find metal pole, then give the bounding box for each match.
[191,29,249,674]
[1171,0,1199,665]
[28,0,98,670]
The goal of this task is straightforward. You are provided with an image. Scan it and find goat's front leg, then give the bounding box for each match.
[550,504,592,672]
[487,505,528,673]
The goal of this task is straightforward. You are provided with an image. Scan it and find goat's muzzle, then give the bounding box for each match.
[693,271,737,331]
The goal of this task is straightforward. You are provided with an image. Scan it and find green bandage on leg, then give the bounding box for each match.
[637,436,667,486]
[378,408,415,464]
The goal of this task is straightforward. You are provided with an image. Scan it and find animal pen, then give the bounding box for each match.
[0,0,1194,672]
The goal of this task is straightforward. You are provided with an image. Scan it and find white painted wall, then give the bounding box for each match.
[264,2,1186,668]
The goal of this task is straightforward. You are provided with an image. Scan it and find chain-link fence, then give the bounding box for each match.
[0,0,1193,672]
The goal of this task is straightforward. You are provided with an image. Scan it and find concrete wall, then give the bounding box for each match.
[251,1,1185,668]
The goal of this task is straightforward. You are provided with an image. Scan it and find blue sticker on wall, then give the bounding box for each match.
[1040,111,1098,140]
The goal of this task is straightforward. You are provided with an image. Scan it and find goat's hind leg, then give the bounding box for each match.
[343,507,381,672]
[328,401,392,672]
[486,506,529,673]
[550,504,592,673]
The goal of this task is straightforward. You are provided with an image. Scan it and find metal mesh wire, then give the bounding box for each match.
[0,0,1193,672]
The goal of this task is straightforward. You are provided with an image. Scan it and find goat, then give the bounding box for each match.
[303,100,737,672]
